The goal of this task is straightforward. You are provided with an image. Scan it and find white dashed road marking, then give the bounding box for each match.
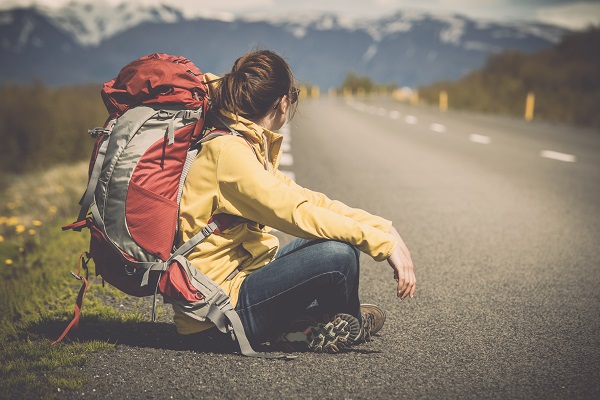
[430,123,446,133]
[540,150,576,163]
[404,115,418,125]
[344,100,579,165]
[469,134,491,144]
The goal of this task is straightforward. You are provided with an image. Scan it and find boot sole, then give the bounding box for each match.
[279,313,361,353]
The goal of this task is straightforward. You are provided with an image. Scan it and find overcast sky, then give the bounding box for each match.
[2,0,600,30]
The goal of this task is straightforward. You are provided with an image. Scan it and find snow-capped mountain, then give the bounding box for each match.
[0,3,569,88]
[42,3,183,46]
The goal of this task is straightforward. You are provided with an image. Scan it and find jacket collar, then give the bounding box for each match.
[204,73,283,171]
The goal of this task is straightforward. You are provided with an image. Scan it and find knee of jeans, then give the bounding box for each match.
[321,240,360,276]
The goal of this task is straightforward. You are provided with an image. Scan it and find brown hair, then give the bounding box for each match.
[209,50,296,121]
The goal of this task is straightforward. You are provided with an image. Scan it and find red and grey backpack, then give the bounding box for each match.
[56,53,287,359]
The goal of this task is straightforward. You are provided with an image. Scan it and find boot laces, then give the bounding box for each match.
[361,312,375,342]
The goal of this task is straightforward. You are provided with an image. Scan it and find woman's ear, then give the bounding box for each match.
[278,94,289,114]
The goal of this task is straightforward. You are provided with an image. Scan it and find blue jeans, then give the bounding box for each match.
[235,238,362,345]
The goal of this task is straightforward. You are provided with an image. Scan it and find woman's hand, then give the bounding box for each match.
[387,226,416,300]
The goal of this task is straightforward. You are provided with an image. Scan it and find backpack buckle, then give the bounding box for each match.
[88,127,112,138]
[88,119,117,138]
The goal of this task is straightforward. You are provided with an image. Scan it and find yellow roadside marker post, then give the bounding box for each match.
[410,91,419,105]
[439,90,448,112]
[525,92,535,121]
[311,86,320,99]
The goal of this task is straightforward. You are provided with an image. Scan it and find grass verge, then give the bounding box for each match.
[0,163,151,399]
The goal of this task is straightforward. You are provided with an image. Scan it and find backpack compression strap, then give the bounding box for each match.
[76,119,117,224]
[168,255,295,360]
[52,252,90,345]
[139,213,237,287]
[140,216,295,360]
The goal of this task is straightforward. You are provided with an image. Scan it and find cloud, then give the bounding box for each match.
[2,0,599,30]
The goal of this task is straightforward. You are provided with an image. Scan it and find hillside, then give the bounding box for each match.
[418,27,600,129]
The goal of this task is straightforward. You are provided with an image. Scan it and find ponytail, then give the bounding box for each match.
[210,50,295,121]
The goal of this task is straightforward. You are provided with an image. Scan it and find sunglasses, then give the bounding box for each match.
[273,87,300,109]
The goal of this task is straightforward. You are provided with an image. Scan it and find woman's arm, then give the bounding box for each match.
[216,138,397,261]
[274,169,392,232]
[387,226,417,300]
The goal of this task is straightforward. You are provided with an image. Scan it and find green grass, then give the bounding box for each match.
[0,163,150,399]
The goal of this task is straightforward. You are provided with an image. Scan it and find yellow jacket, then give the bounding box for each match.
[174,73,397,334]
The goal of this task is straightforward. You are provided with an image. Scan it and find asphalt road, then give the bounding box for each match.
[69,97,600,399]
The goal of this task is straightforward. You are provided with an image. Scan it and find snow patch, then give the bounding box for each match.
[16,16,35,49]
[463,41,501,52]
[491,29,526,39]
[438,15,466,45]
[289,26,307,39]
[362,43,378,62]
[382,19,413,35]
[500,21,566,43]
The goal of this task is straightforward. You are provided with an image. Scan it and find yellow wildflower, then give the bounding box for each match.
[15,224,26,234]
[5,259,13,265]
[48,206,58,214]
[7,216,19,226]
[0,235,4,242]
[32,220,43,227]
[0,217,6,225]
[28,229,36,236]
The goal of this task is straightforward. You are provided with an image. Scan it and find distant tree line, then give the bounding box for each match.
[0,82,106,175]
[339,72,397,94]
[418,27,600,129]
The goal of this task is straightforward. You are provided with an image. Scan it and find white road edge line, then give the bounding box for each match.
[469,134,491,144]
[280,170,296,181]
[279,153,294,166]
[278,124,295,181]
[540,150,576,163]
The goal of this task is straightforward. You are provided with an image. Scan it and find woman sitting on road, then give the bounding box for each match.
[175,49,416,353]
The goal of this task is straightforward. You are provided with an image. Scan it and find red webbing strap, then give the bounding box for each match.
[210,213,238,233]
[52,252,91,345]
[61,218,90,232]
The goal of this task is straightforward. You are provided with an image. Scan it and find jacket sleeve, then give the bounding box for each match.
[273,169,393,233]
[216,138,396,261]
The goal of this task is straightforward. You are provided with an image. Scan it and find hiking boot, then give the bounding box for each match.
[273,313,361,353]
[358,303,386,342]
